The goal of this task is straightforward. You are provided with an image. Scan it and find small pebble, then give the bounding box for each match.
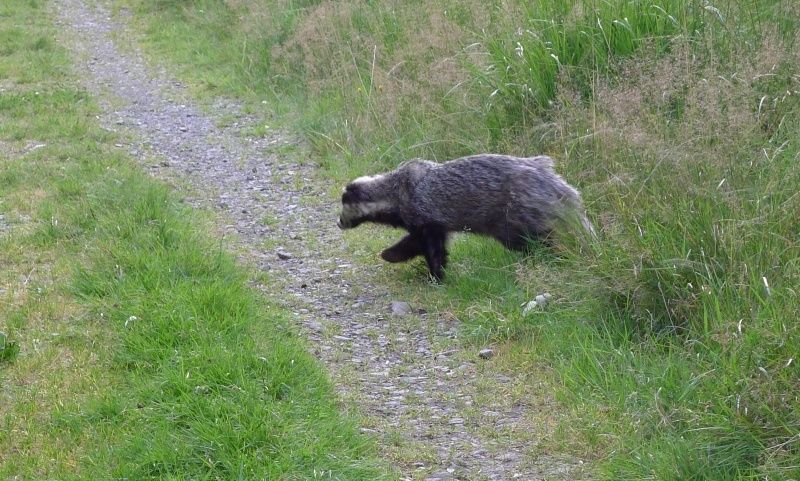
[425,472,455,481]
[390,301,412,316]
[478,348,494,360]
[193,385,210,395]
[306,321,323,332]
[522,292,552,315]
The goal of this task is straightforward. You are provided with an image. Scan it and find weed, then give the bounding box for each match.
[0,332,19,364]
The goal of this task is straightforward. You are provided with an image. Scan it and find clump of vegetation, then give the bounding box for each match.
[0,332,19,364]
[126,0,799,478]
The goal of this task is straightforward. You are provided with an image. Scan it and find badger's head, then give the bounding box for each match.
[337,174,401,230]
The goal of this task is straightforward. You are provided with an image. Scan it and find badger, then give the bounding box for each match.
[337,154,595,281]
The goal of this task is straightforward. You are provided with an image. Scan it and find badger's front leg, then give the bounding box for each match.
[417,226,448,282]
[380,233,423,263]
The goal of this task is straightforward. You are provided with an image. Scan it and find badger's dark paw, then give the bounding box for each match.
[427,268,445,283]
[380,249,411,263]
[380,234,422,263]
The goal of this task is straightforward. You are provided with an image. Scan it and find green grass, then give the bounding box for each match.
[0,1,391,479]
[113,0,800,478]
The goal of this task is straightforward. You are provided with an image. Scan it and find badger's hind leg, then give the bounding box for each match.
[380,234,423,263]
[416,226,448,282]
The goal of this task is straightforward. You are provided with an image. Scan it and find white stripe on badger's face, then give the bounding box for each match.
[337,173,392,229]
[351,173,385,185]
[339,175,384,196]
[338,200,393,228]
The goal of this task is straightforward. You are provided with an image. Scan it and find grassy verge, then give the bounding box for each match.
[0,1,391,478]
[121,0,798,479]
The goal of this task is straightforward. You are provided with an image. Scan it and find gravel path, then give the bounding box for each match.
[53,1,588,479]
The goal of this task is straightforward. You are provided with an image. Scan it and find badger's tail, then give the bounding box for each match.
[579,212,598,240]
[557,187,597,242]
[558,205,598,245]
[522,155,555,169]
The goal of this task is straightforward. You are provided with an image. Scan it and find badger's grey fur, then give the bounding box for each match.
[337,154,595,281]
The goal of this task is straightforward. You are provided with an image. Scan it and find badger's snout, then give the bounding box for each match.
[337,215,360,230]
[337,204,365,230]
[337,198,363,230]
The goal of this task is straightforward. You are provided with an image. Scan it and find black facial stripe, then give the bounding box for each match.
[341,184,369,204]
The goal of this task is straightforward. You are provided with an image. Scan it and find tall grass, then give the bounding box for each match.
[124,0,800,478]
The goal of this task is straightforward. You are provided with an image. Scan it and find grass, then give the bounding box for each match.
[109,0,800,478]
[0,1,391,479]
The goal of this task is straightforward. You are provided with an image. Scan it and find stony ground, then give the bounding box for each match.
[52,1,588,479]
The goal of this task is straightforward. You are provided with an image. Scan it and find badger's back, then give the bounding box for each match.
[405,154,585,243]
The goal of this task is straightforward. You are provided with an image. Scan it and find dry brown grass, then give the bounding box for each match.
[262,1,481,152]
[590,32,797,154]
[544,30,799,220]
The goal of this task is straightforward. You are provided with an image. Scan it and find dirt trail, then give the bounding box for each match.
[53,1,587,479]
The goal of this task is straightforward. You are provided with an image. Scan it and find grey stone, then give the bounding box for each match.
[498,451,522,463]
[535,292,553,307]
[305,321,324,332]
[425,471,455,481]
[193,385,211,395]
[390,301,412,316]
[522,292,552,315]
[478,348,494,360]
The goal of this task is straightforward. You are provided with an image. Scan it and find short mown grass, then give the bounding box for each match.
[0,1,391,479]
[122,0,798,478]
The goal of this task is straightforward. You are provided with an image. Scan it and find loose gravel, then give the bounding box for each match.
[53,1,588,479]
